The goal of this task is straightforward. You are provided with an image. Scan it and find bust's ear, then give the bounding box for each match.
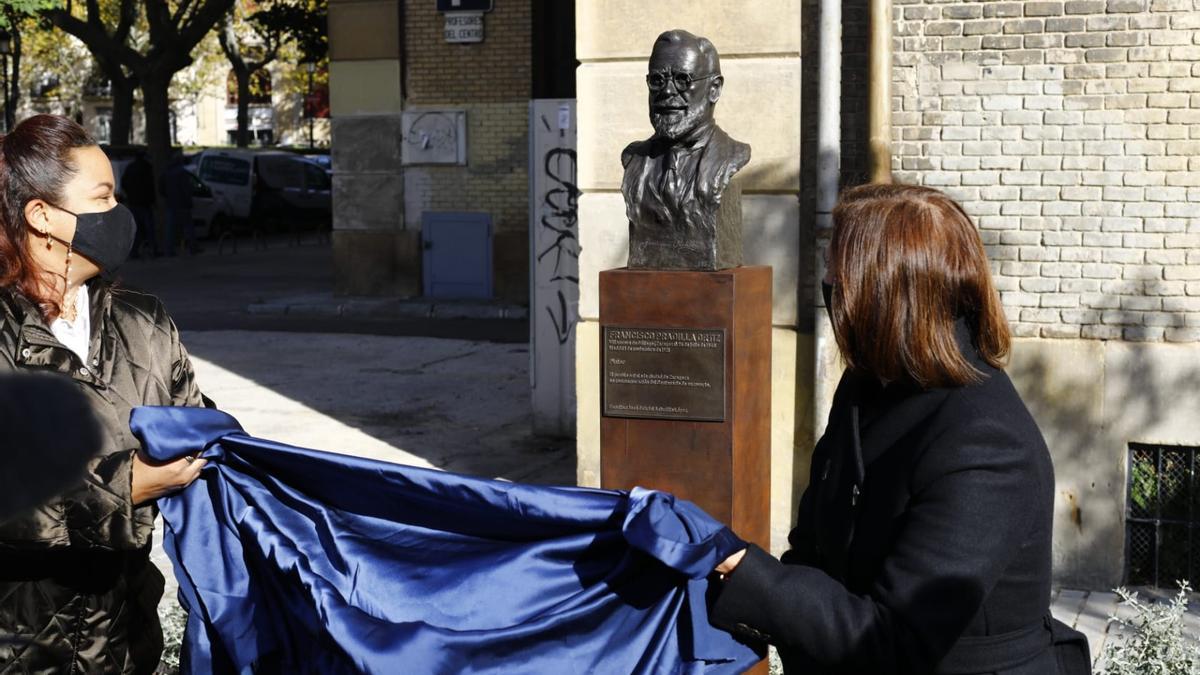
[708,75,724,104]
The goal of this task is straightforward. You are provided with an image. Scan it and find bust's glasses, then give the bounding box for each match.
[646,71,717,93]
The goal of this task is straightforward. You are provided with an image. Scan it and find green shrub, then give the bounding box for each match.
[1101,581,1200,675]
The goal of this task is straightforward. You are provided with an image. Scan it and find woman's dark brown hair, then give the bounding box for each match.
[0,114,98,319]
[828,183,1011,388]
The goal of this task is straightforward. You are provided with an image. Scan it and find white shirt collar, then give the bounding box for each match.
[49,284,91,365]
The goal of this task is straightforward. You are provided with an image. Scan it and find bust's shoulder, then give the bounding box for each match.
[621,138,655,169]
[708,126,752,169]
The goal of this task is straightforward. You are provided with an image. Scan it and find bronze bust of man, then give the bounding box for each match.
[622,30,751,271]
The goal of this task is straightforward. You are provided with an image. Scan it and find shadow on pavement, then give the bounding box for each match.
[118,236,573,487]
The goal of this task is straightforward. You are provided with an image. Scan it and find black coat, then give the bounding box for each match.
[0,282,210,675]
[710,325,1056,674]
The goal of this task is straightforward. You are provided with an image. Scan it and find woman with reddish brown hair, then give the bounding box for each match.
[708,184,1088,674]
[0,114,211,674]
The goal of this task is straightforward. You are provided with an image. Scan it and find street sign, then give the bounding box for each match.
[444,12,484,43]
[436,0,493,12]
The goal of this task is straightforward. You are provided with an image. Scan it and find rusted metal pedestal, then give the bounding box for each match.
[599,266,772,671]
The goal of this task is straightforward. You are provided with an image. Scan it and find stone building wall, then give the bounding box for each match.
[329,0,407,296]
[881,0,1200,588]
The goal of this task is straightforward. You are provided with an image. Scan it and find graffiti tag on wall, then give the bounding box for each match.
[536,140,580,345]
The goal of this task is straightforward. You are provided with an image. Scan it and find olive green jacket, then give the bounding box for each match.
[0,280,209,675]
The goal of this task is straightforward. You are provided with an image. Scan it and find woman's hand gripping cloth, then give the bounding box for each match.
[130,406,762,674]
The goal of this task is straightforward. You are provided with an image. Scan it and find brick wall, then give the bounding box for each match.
[405,102,529,232]
[889,0,1200,342]
[403,0,532,302]
[405,0,532,103]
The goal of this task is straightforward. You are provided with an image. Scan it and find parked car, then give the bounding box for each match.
[184,168,232,240]
[190,148,332,234]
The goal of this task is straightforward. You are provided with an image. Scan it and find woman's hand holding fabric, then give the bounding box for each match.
[131,449,206,506]
[716,548,747,577]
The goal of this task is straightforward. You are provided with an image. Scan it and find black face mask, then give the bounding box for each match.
[821,281,834,324]
[44,202,137,273]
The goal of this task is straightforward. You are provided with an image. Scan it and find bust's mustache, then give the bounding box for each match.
[652,104,707,138]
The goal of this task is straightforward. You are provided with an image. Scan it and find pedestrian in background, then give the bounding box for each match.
[121,151,159,257]
[0,114,212,674]
[162,149,198,255]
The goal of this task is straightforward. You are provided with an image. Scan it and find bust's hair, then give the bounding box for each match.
[653,30,721,76]
[829,183,1011,388]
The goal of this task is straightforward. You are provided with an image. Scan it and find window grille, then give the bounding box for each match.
[1126,443,1200,587]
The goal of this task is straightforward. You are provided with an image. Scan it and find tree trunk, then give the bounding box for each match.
[92,52,136,145]
[236,67,250,147]
[218,16,250,148]
[141,73,172,172]
[5,12,20,132]
[109,75,135,146]
[141,70,173,251]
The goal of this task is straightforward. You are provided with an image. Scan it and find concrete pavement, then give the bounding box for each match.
[182,330,572,483]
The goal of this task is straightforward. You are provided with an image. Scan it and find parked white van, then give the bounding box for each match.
[191,149,332,233]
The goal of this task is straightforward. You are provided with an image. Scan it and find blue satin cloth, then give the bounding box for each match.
[131,406,761,674]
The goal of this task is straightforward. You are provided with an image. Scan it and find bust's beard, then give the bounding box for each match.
[651,108,707,142]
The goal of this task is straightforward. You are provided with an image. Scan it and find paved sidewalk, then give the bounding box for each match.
[181,330,570,480]
[246,292,528,321]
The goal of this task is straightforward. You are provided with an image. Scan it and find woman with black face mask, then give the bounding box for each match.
[0,114,212,674]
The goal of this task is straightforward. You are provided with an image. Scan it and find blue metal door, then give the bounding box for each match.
[422,212,493,299]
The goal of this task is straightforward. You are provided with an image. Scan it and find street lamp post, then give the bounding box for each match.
[0,31,11,134]
[305,61,315,149]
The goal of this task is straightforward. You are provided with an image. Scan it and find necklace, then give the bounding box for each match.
[44,232,78,323]
[60,287,79,324]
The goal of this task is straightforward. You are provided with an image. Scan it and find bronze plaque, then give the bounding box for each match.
[602,326,726,422]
